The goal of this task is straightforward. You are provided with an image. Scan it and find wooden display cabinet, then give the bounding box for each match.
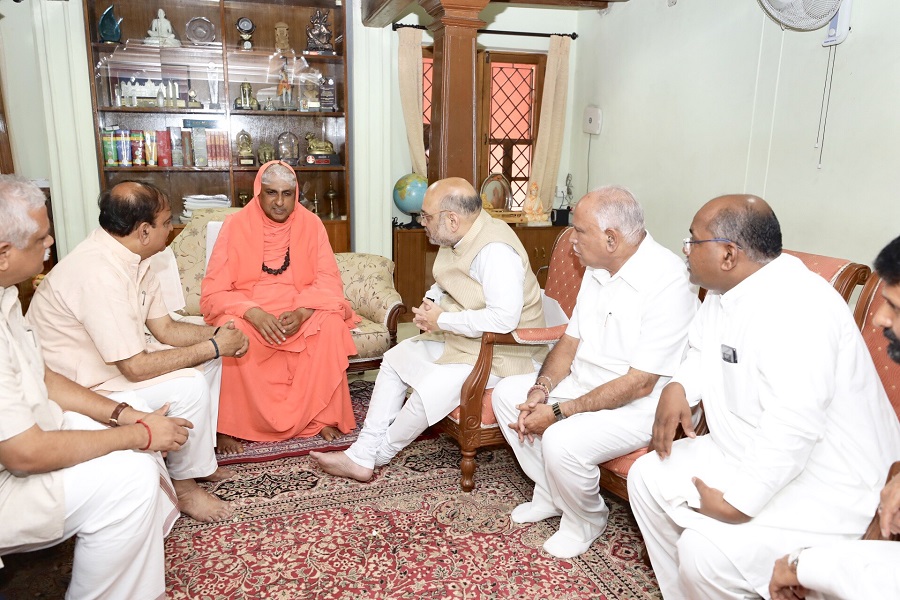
[81,0,352,252]
[392,225,566,322]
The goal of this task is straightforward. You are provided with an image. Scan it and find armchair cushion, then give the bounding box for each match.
[448,388,498,427]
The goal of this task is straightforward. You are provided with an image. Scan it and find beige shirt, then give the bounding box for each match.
[0,285,65,558]
[26,228,171,393]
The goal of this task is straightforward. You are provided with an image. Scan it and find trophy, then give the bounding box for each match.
[236,17,255,50]
[274,22,290,54]
[319,77,336,112]
[233,82,259,110]
[236,130,255,166]
[98,5,123,43]
[206,62,220,109]
[303,133,339,166]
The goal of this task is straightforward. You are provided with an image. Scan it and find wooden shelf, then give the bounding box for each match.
[231,110,344,117]
[232,165,345,172]
[105,166,231,172]
[97,106,227,115]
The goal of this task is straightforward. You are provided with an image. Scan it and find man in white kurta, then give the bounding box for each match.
[627,195,900,599]
[768,234,900,600]
[312,177,545,481]
[0,175,187,599]
[492,187,698,558]
[26,181,247,522]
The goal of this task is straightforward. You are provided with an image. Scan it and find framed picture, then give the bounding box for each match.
[480,173,512,211]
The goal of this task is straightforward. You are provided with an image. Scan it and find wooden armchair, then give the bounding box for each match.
[598,249,871,502]
[855,274,900,541]
[438,227,585,491]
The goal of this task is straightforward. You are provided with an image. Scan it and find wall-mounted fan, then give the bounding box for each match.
[757,0,853,45]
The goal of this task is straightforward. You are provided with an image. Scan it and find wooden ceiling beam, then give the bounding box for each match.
[362,0,417,28]
[489,0,612,7]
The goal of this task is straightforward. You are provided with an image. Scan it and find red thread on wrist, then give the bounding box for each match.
[136,419,152,451]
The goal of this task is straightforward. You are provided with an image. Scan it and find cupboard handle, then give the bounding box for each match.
[534,247,538,258]
[541,247,546,259]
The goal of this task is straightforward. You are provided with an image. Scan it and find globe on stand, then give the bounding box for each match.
[392,173,427,229]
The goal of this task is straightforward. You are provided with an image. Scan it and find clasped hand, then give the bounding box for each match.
[138,403,193,453]
[244,307,313,345]
[508,389,555,443]
[212,320,249,356]
[412,299,443,332]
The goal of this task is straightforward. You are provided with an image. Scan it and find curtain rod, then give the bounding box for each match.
[391,22,577,40]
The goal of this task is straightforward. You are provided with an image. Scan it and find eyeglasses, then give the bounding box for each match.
[417,210,449,225]
[682,237,743,256]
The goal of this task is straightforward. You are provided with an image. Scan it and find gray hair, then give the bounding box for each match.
[0,175,46,248]
[589,185,645,245]
[260,163,297,188]
[708,203,781,264]
[439,190,482,216]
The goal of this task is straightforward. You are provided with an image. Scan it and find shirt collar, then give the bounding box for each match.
[90,228,148,276]
[1,285,20,319]
[590,231,657,291]
[719,253,793,309]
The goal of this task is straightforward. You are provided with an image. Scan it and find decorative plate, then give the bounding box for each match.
[480,173,513,211]
[186,17,216,44]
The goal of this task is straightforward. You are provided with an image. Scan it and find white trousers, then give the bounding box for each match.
[345,350,498,469]
[108,359,221,480]
[492,373,656,545]
[627,453,760,600]
[14,412,169,600]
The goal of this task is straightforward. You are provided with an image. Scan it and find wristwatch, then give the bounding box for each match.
[551,402,565,422]
[108,401,130,427]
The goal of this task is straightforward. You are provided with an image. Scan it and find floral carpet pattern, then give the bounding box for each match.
[169,436,661,599]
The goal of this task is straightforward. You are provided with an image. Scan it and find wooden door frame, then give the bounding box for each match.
[0,65,15,173]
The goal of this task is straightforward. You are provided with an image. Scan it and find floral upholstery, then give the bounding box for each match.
[168,209,403,363]
[784,249,870,302]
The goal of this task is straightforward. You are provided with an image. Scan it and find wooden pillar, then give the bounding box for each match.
[419,0,488,184]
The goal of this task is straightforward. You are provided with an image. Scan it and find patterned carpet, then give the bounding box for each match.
[0,380,661,599]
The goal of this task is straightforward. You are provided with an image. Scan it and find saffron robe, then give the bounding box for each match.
[201,161,359,441]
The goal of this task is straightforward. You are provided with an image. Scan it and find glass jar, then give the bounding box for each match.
[276,131,299,165]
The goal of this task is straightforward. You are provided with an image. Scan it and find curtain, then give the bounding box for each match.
[524,35,570,224]
[398,28,427,177]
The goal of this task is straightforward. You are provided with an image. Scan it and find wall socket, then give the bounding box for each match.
[582,105,602,135]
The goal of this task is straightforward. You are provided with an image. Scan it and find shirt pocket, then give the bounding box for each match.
[721,358,762,426]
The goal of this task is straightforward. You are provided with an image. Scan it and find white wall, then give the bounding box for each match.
[571,0,900,264]
[0,1,49,179]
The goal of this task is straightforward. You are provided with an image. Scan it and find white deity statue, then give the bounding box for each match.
[146,9,181,47]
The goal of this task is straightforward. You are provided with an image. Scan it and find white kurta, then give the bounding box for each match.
[346,242,527,469]
[797,540,900,600]
[492,233,698,551]
[628,254,900,598]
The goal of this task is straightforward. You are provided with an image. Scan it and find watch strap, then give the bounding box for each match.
[551,402,565,422]
[108,401,130,427]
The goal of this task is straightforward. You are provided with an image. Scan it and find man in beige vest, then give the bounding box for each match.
[313,177,545,481]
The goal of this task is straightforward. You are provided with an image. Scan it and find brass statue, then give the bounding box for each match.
[257,142,275,164]
[236,130,255,165]
[306,10,333,52]
[305,132,334,155]
[233,81,258,110]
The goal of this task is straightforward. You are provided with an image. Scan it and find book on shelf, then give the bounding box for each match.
[169,127,183,167]
[157,129,172,167]
[181,130,194,167]
[101,129,117,167]
[182,119,220,130]
[192,128,208,167]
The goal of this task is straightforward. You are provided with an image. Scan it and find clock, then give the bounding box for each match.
[235,17,255,50]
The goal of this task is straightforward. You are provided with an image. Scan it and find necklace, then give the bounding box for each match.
[262,249,290,275]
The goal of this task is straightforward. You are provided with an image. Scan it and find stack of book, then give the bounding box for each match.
[181,193,231,222]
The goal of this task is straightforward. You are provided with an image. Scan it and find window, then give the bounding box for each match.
[422,50,545,210]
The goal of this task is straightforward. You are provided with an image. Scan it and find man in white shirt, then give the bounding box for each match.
[312,177,545,480]
[627,195,900,599]
[0,175,189,599]
[769,234,900,600]
[491,186,698,558]
[26,181,248,522]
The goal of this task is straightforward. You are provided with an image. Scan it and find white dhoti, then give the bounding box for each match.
[492,372,655,549]
[346,339,500,469]
[627,437,861,599]
[108,359,221,480]
[12,412,177,600]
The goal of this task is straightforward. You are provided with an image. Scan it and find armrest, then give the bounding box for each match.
[338,253,404,327]
[456,330,552,431]
[863,461,900,541]
[513,324,568,345]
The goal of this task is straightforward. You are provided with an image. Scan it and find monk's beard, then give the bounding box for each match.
[884,327,900,364]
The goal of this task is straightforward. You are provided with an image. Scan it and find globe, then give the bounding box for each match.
[392,173,428,217]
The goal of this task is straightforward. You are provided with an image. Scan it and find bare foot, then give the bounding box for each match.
[320,426,341,442]
[216,433,244,455]
[310,451,374,482]
[173,479,234,523]
[199,466,235,482]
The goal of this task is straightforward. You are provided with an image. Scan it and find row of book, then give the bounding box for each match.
[100,127,232,168]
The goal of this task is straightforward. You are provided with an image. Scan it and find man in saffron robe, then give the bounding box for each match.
[202,161,359,454]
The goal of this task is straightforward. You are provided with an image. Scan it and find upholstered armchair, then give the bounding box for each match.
[168,208,405,373]
[439,227,585,491]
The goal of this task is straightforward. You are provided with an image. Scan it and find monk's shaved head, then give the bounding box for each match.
[697,194,781,264]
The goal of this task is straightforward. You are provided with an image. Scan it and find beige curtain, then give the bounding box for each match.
[524,35,570,224]
[398,28,427,177]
